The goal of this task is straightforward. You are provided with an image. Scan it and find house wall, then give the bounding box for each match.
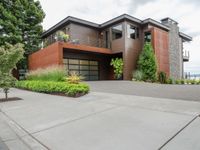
[28,42,63,70]
[101,21,125,53]
[152,27,170,76]
[69,23,101,47]
[161,20,183,79]
[123,21,143,80]
[110,22,125,53]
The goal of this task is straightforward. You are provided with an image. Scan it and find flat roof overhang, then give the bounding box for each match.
[60,42,112,54]
[42,14,172,38]
[179,32,192,42]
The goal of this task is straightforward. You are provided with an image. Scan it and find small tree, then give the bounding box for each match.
[137,43,157,82]
[0,43,24,100]
[110,58,123,79]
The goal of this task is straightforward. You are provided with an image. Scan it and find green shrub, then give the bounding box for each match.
[26,65,67,82]
[15,81,89,97]
[137,43,157,82]
[132,70,143,81]
[166,78,173,84]
[158,71,167,84]
[175,79,181,84]
[197,80,200,85]
[190,79,196,85]
[180,79,185,84]
[186,79,190,84]
[110,58,123,79]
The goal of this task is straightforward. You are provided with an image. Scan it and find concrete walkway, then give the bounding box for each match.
[0,88,200,150]
[87,81,200,101]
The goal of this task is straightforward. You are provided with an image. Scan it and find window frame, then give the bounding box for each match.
[127,24,139,39]
[144,32,152,43]
[111,24,123,40]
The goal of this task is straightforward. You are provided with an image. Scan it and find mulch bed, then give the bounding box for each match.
[0,97,23,103]
[16,88,87,98]
[49,92,86,98]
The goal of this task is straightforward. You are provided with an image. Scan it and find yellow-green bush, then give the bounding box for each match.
[66,72,84,84]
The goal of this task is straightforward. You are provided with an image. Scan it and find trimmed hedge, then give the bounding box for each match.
[15,81,89,97]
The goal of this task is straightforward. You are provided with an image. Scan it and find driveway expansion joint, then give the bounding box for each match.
[95,100,197,117]
[158,115,200,150]
[31,105,121,135]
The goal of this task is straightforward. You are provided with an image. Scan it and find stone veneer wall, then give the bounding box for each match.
[162,21,183,79]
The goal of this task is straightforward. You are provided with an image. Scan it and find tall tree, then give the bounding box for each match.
[0,0,45,68]
[137,42,157,82]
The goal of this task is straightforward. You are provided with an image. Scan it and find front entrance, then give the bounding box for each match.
[63,58,99,81]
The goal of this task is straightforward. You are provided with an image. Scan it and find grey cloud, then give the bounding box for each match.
[181,0,200,4]
[128,0,200,14]
[128,0,157,13]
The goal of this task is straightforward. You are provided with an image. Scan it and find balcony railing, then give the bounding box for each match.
[183,50,189,62]
[43,34,108,49]
[69,34,107,48]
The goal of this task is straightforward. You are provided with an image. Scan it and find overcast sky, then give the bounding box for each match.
[39,0,200,74]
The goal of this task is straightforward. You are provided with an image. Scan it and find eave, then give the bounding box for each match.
[179,32,192,42]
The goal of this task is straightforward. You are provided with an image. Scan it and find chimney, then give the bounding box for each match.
[161,17,178,26]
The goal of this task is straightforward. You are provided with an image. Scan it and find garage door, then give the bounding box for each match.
[63,58,99,81]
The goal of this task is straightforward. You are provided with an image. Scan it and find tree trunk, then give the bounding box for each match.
[4,88,9,100]
[5,91,8,100]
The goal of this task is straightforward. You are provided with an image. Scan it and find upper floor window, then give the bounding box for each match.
[112,24,123,40]
[144,32,151,43]
[127,24,139,39]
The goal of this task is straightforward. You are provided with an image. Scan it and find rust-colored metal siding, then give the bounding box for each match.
[152,27,170,76]
[28,42,112,71]
[61,42,112,54]
[28,42,63,70]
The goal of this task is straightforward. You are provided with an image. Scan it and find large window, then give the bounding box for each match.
[112,24,123,40]
[63,59,99,81]
[127,24,139,39]
[144,32,151,42]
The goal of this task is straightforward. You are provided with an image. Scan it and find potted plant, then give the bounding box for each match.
[55,31,69,42]
[110,58,123,80]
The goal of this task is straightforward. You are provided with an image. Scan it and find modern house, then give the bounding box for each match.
[28,14,192,80]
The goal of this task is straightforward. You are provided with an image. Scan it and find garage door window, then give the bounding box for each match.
[63,58,99,81]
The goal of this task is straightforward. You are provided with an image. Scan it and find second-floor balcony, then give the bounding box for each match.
[183,50,189,62]
[69,35,107,48]
[43,33,108,49]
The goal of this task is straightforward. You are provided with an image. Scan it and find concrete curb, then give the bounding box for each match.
[0,112,49,150]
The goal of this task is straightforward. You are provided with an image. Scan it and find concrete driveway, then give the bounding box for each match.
[87,81,200,101]
[0,87,200,150]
